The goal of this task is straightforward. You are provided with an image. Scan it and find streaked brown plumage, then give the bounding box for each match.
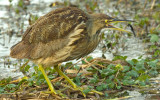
[10,7,113,66]
[10,7,132,96]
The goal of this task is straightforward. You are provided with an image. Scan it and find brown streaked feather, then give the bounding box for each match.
[10,7,89,60]
[10,41,33,59]
[23,7,88,43]
[10,7,107,66]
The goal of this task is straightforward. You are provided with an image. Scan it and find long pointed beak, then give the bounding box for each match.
[105,18,134,33]
[111,19,135,23]
[106,25,130,33]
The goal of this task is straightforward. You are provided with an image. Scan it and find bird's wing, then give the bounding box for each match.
[22,7,88,43]
[10,7,89,59]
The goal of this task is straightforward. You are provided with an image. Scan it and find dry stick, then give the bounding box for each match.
[75,59,99,78]
[115,69,120,78]
[150,0,156,10]
[83,59,100,70]
[92,58,128,66]
[117,0,122,6]
[51,76,63,82]
[90,58,110,65]
[67,57,86,70]
[75,57,90,74]
[143,0,148,9]
[89,61,106,69]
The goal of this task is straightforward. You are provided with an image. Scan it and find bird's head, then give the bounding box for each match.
[89,13,134,36]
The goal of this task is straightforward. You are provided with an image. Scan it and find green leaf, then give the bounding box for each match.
[154,50,160,57]
[96,85,103,91]
[37,79,45,85]
[115,64,123,70]
[117,86,121,89]
[81,60,86,64]
[0,77,12,84]
[102,83,108,89]
[113,55,127,61]
[127,60,135,66]
[48,75,55,79]
[24,65,30,72]
[148,70,158,76]
[149,34,159,42]
[123,75,131,80]
[108,82,115,89]
[34,66,39,72]
[30,76,36,80]
[123,80,128,85]
[83,88,91,94]
[147,60,158,68]
[18,0,23,8]
[134,60,146,73]
[109,75,115,80]
[9,0,12,3]
[17,78,27,88]
[105,92,109,97]
[123,79,134,85]
[138,74,150,81]
[89,74,98,83]
[139,81,146,86]
[89,78,98,83]
[5,84,17,89]
[74,77,81,86]
[74,65,80,70]
[55,81,61,86]
[88,86,94,89]
[106,79,112,83]
[0,87,5,93]
[86,56,93,62]
[138,55,143,59]
[65,62,73,68]
[28,82,33,86]
[122,66,130,72]
[126,70,139,77]
[114,78,121,85]
[10,90,16,93]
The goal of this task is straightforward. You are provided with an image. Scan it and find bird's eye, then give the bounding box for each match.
[105,19,112,23]
[105,19,108,23]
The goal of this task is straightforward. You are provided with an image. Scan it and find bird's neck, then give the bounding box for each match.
[87,20,102,39]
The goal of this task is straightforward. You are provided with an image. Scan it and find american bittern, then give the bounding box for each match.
[10,7,133,96]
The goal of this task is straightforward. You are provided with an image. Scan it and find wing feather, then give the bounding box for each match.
[10,7,89,59]
[23,7,88,43]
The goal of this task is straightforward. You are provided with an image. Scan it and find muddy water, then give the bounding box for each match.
[0,0,55,80]
[0,0,159,99]
[0,0,148,80]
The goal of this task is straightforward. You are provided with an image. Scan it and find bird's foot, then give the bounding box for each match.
[72,84,104,96]
[40,90,68,98]
[74,86,86,97]
[90,89,104,95]
[62,83,104,97]
[73,86,104,97]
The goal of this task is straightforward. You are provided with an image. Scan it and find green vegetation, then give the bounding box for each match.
[0,0,160,99]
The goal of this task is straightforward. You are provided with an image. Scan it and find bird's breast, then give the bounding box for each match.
[67,33,101,60]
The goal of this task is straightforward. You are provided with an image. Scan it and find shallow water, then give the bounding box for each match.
[0,0,159,99]
[0,0,149,80]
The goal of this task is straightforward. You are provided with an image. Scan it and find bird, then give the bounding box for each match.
[10,7,133,97]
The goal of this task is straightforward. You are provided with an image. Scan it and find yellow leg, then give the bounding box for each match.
[39,64,57,94]
[54,65,104,96]
[54,65,77,88]
[54,65,86,97]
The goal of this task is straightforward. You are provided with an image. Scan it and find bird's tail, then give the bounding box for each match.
[10,41,31,59]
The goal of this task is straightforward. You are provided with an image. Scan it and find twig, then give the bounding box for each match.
[51,76,63,82]
[150,0,156,10]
